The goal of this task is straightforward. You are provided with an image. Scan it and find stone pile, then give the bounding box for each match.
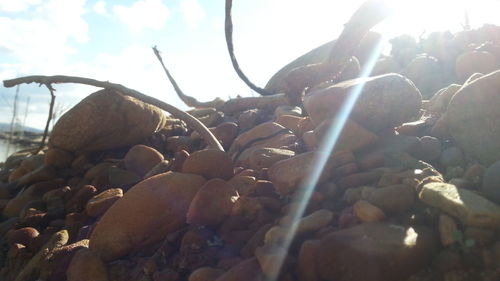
[1,24,500,281]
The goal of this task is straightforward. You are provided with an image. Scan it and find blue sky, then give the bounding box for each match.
[1,0,499,129]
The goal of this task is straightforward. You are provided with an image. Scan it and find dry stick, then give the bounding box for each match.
[35,84,56,154]
[152,46,224,109]
[3,75,224,152]
[225,0,273,96]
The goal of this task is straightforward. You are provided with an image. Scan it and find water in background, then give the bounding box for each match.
[0,140,24,163]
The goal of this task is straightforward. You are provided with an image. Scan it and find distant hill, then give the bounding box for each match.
[0,122,43,133]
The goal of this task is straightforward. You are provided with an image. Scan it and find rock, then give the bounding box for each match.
[438,214,458,246]
[353,200,386,222]
[85,188,123,218]
[274,105,302,117]
[481,160,500,204]
[455,50,499,82]
[464,227,495,246]
[49,89,167,151]
[440,146,465,167]
[255,244,288,278]
[107,166,142,187]
[303,73,422,132]
[316,223,439,281]
[6,227,39,246]
[187,179,237,225]
[297,240,320,281]
[143,160,171,179]
[248,148,295,170]
[17,164,57,186]
[302,118,378,152]
[445,70,500,165]
[214,257,263,281]
[66,184,97,213]
[212,122,239,150]
[182,149,234,180]
[188,267,224,281]
[124,144,164,177]
[268,151,354,195]
[419,182,500,228]
[89,172,206,261]
[357,184,415,214]
[67,248,109,281]
[425,84,461,113]
[44,148,74,168]
[463,164,485,186]
[403,54,445,98]
[417,136,441,162]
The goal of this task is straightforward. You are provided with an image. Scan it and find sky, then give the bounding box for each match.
[1,0,500,130]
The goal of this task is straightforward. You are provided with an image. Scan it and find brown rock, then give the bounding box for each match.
[182,149,234,180]
[50,88,167,151]
[438,214,458,247]
[302,118,378,152]
[44,148,74,168]
[188,267,224,281]
[248,148,295,171]
[353,200,386,222]
[215,258,263,281]
[6,227,39,246]
[445,70,500,165]
[425,84,461,113]
[124,144,164,177]
[360,184,416,214]
[17,164,57,186]
[66,184,97,213]
[85,188,123,218]
[213,122,239,150]
[255,244,288,278]
[187,179,237,225]
[275,115,304,135]
[67,248,109,281]
[403,54,445,98]
[303,73,422,132]
[455,50,499,82]
[297,240,321,281]
[317,223,439,281]
[89,172,206,261]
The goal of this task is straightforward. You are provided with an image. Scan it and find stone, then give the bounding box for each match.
[455,50,499,82]
[425,84,461,113]
[418,136,441,162]
[124,144,164,178]
[419,182,500,228]
[353,200,386,222]
[274,105,302,117]
[317,223,439,281]
[248,148,295,170]
[67,248,109,281]
[107,166,142,187]
[403,54,445,98]
[89,172,206,261]
[16,164,57,186]
[212,122,239,150]
[297,240,320,281]
[481,160,500,204]
[464,227,495,246]
[187,179,237,225]
[6,227,39,246]
[66,184,97,213]
[303,73,422,132]
[440,146,465,167]
[361,184,416,214]
[302,118,378,152]
[182,149,234,180]
[268,151,353,195]
[274,115,305,135]
[438,214,458,246]
[188,267,224,281]
[44,148,74,168]
[214,257,264,281]
[50,89,167,151]
[85,188,123,218]
[445,70,500,165]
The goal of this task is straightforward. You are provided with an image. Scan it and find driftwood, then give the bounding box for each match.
[35,84,56,154]
[3,75,224,151]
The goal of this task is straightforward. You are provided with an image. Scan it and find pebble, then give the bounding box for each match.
[124,144,164,177]
[481,160,500,204]
[182,149,234,180]
[353,200,386,222]
[438,214,458,246]
[85,188,123,218]
[440,146,465,168]
[187,179,237,225]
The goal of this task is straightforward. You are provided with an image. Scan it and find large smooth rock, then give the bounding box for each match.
[419,182,500,228]
[89,172,206,261]
[317,223,438,281]
[445,70,500,165]
[50,89,167,151]
[482,160,500,204]
[303,73,422,132]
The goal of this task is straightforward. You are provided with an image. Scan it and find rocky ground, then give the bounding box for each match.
[1,19,500,281]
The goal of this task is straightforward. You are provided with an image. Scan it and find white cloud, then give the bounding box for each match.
[92,0,107,15]
[180,0,206,28]
[0,0,41,12]
[112,0,170,32]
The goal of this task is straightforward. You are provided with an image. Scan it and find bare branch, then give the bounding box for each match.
[35,84,56,154]
[3,75,224,151]
[225,0,273,96]
[152,46,224,109]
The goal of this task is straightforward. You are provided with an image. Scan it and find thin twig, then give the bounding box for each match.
[152,46,224,108]
[35,84,56,154]
[225,0,273,96]
[3,75,224,151]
